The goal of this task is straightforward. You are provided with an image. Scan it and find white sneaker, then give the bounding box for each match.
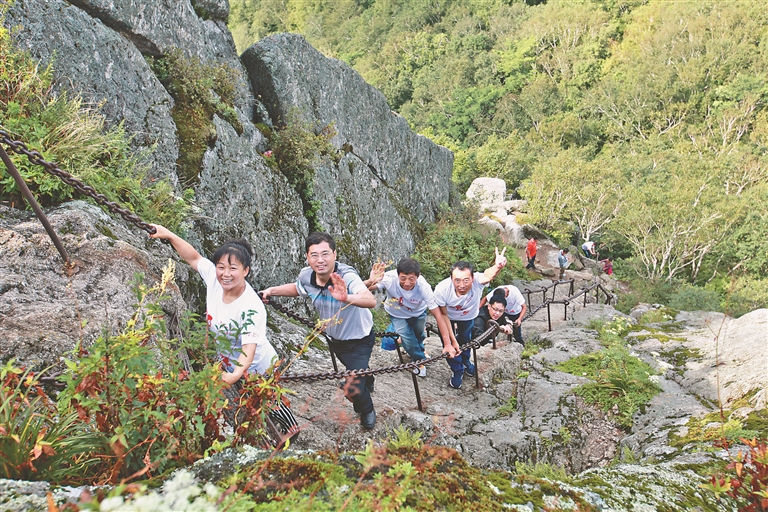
[413,366,426,378]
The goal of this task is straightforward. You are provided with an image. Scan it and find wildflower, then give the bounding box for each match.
[263,150,273,157]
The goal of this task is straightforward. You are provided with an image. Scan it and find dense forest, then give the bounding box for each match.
[230,0,768,316]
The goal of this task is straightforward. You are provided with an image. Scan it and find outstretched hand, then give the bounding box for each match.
[494,246,507,269]
[328,273,348,302]
[368,261,386,285]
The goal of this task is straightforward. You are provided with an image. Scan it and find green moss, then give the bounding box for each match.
[657,346,702,375]
[96,223,116,240]
[668,408,763,448]
[148,49,243,188]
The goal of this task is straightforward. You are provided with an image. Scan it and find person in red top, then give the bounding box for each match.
[525,237,538,270]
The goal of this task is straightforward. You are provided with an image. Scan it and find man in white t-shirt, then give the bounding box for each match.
[364,258,455,378]
[479,285,527,345]
[433,248,507,390]
[582,240,597,259]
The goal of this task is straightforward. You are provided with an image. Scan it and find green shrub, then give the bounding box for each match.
[0,362,100,483]
[721,276,768,318]
[268,109,337,232]
[0,20,189,231]
[668,284,722,313]
[56,265,289,483]
[557,346,661,428]
[412,204,526,287]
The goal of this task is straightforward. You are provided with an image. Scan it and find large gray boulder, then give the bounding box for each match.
[0,202,188,366]
[5,0,180,183]
[241,33,453,267]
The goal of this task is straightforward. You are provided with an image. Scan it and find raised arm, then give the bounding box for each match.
[363,261,387,291]
[149,224,204,270]
[328,273,376,308]
[478,247,507,285]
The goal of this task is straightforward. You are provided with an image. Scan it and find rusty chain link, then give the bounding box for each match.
[0,129,157,234]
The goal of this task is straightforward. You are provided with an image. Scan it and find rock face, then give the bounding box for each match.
[242,33,453,267]
[0,202,189,365]
[2,0,452,361]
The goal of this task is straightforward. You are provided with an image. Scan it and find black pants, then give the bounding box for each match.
[505,312,524,344]
[526,256,536,269]
[328,331,375,414]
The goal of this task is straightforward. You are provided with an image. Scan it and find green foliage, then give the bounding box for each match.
[387,424,423,451]
[702,438,768,511]
[411,204,526,287]
[0,21,188,231]
[149,48,243,187]
[668,284,722,313]
[497,396,518,417]
[0,362,99,482]
[557,343,661,428]
[268,110,337,232]
[56,272,229,482]
[228,0,768,308]
[513,460,570,483]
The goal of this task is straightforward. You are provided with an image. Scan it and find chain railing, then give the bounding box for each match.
[0,129,157,236]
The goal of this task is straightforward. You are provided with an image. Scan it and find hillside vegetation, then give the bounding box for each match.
[230,0,768,316]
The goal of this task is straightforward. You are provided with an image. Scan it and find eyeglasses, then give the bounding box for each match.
[308,251,333,261]
[490,306,505,314]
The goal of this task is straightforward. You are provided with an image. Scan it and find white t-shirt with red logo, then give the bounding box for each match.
[433,272,486,321]
[486,285,526,315]
[377,270,438,319]
[198,258,277,376]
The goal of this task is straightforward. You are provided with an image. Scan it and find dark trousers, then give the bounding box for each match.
[526,256,536,269]
[328,331,375,414]
[446,319,473,374]
[506,312,524,344]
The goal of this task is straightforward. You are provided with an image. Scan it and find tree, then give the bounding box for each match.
[519,150,624,242]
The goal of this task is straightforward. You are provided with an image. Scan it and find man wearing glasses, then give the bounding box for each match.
[479,285,527,345]
[433,248,508,390]
[260,232,378,430]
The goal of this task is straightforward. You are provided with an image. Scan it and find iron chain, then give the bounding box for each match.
[0,130,156,234]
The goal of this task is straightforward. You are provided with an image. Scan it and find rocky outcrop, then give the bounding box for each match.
[0,202,189,365]
[242,33,453,267]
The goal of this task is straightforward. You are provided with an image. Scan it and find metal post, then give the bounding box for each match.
[584,290,588,308]
[547,302,552,331]
[0,144,70,263]
[472,347,480,388]
[563,300,569,320]
[324,335,339,373]
[393,335,423,411]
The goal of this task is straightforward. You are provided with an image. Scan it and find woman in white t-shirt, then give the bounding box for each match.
[150,225,298,438]
[150,224,276,382]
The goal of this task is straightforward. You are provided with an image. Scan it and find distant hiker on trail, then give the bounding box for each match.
[149,224,299,437]
[479,284,527,345]
[525,237,538,270]
[473,289,515,343]
[363,258,456,378]
[433,247,507,390]
[600,258,613,276]
[582,240,597,259]
[558,248,571,281]
[260,232,379,430]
